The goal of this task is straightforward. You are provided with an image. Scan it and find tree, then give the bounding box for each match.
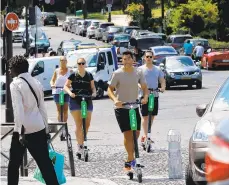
[167,0,219,37]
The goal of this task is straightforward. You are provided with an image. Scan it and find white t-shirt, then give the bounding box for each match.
[195,46,204,57]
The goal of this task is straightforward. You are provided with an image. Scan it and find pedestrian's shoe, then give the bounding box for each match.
[76,144,83,159]
[124,160,136,172]
[60,132,67,141]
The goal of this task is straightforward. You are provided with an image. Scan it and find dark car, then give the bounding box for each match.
[186,77,229,185]
[159,56,202,89]
[102,26,123,43]
[149,46,178,65]
[57,39,82,56]
[122,26,140,34]
[43,13,58,26]
[166,34,193,50]
[129,35,164,51]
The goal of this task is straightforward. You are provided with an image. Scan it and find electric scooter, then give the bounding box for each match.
[56,86,75,176]
[75,94,92,162]
[122,99,143,183]
[143,88,161,153]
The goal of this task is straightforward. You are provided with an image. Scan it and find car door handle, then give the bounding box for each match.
[43,77,47,80]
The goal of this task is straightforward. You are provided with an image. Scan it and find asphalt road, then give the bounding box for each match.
[2,26,229,185]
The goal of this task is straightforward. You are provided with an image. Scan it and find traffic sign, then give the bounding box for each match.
[5,12,19,32]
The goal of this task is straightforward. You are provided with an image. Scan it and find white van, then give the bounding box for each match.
[0,56,61,100]
[66,45,118,98]
[28,56,61,94]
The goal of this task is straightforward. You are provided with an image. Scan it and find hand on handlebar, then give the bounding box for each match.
[92,92,96,98]
[51,85,55,89]
[70,92,76,98]
[141,98,148,105]
[114,99,123,108]
[159,88,165,93]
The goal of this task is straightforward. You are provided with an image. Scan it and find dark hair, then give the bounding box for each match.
[144,50,153,56]
[9,55,29,74]
[122,50,134,59]
[187,40,190,43]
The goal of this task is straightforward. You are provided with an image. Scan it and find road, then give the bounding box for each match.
[1,26,229,185]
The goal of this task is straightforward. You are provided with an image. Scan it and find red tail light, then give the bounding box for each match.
[171,44,179,48]
[117,47,120,54]
[91,27,95,30]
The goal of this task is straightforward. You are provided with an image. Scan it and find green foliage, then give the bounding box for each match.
[167,0,219,37]
[125,3,144,23]
[209,39,229,48]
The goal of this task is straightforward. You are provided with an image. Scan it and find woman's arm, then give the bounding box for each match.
[50,70,57,87]
[90,80,96,96]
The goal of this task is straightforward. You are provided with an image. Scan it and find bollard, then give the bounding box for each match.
[167,129,183,179]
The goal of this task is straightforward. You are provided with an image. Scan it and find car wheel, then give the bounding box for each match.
[185,164,196,185]
[55,22,58,27]
[196,81,202,89]
[96,87,104,99]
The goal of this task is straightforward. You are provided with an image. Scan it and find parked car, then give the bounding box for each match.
[102,26,123,43]
[205,118,229,185]
[43,13,58,26]
[166,34,193,50]
[79,19,93,36]
[130,29,153,38]
[113,33,130,42]
[114,40,129,60]
[74,20,84,35]
[149,46,178,65]
[70,18,82,33]
[86,20,100,39]
[12,19,26,42]
[62,16,75,31]
[29,32,51,53]
[94,22,115,40]
[57,39,82,56]
[122,26,140,34]
[185,77,229,185]
[159,56,202,89]
[68,17,80,32]
[201,48,229,69]
[66,46,118,98]
[76,42,97,49]
[129,35,164,52]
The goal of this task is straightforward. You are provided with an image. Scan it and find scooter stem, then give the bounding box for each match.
[82,118,87,149]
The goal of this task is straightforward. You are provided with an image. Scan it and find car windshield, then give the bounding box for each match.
[166,57,194,69]
[114,35,130,41]
[109,27,122,32]
[137,38,163,50]
[174,37,192,43]
[67,51,98,68]
[100,24,114,28]
[92,22,99,26]
[63,41,81,48]
[154,47,177,55]
[191,40,209,47]
[119,42,129,48]
[124,28,139,34]
[212,78,229,111]
[37,33,47,40]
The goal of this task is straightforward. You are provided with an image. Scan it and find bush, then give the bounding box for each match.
[209,39,229,48]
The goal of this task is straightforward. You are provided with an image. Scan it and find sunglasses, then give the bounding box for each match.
[146,56,153,58]
[77,62,85,65]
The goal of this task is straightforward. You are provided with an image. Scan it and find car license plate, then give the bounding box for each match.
[49,21,54,23]
[222,59,229,62]
[181,76,191,79]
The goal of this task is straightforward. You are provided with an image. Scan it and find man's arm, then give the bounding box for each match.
[107,85,118,102]
[10,83,24,134]
[159,77,166,92]
[37,82,49,133]
[140,82,148,103]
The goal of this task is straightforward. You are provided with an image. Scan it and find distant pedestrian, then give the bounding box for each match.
[1,55,6,75]
[7,55,59,185]
[183,40,193,56]
[193,42,205,62]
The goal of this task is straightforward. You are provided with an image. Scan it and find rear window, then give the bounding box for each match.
[83,21,89,25]
[174,37,192,44]
[124,27,140,34]
[100,23,114,28]
[109,27,122,32]
[92,22,99,26]
[137,38,163,50]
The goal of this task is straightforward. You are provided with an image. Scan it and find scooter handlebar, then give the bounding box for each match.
[122,99,141,106]
[148,88,161,92]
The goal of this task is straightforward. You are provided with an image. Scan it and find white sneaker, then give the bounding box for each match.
[76,144,83,155]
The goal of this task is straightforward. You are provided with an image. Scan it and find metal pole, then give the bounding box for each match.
[5,5,14,123]
[35,7,37,58]
[25,5,29,54]
[161,0,165,33]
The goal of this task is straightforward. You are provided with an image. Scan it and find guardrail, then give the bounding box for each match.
[1,122,75,177]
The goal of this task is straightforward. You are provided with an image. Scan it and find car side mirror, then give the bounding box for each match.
[49,38,51,40]
[196,62,200,66]
[159,63,164,68]
[97,62,105,71]
[196,104,208,117]
[31,69,40,77]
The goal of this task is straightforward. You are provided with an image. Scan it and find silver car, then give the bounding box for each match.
[12,20,26,42]
[186,77,229,185]
[94,22,115,40]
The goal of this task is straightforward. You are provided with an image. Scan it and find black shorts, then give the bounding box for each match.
[115,108,141,133]
[140,97,159,117]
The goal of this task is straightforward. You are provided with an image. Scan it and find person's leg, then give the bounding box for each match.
[71,110,83,145]
[123,130,135,162]
[8,132,26,185]
[26,129,59,185]
[55,103,61,122]
[63,103,68,122]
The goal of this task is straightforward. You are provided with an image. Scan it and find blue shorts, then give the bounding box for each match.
[53,94,69,103]
[69,98,93,112]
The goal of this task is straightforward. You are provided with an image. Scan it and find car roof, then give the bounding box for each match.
[68,47,111,54]
[169,34,192,37]
[136,35,162,39]
[114,33,130,36]
[28,56,61,63]
[189,38,208,41]
[150,46,176,49]
[166,56,191,59]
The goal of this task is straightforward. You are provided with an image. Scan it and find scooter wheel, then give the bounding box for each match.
[137,173,142,183]
[84,152,88,162]
[128,172,133,180]
[76,153,81,159]
[146,144,151,153]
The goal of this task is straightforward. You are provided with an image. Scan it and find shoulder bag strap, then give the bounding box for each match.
[20,77,39,107]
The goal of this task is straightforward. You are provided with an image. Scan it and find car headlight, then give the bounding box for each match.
[170,72,175,78]
[193,120,215,142]
[194,71,200,75]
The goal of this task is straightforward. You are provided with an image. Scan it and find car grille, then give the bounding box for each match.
[174,71,196,75]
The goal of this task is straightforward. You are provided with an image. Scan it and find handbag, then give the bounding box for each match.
[33,144,66,184]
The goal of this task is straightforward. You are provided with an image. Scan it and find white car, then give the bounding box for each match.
[12,19,27,42]
[62,16,75,31]
[86,20,100,39]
